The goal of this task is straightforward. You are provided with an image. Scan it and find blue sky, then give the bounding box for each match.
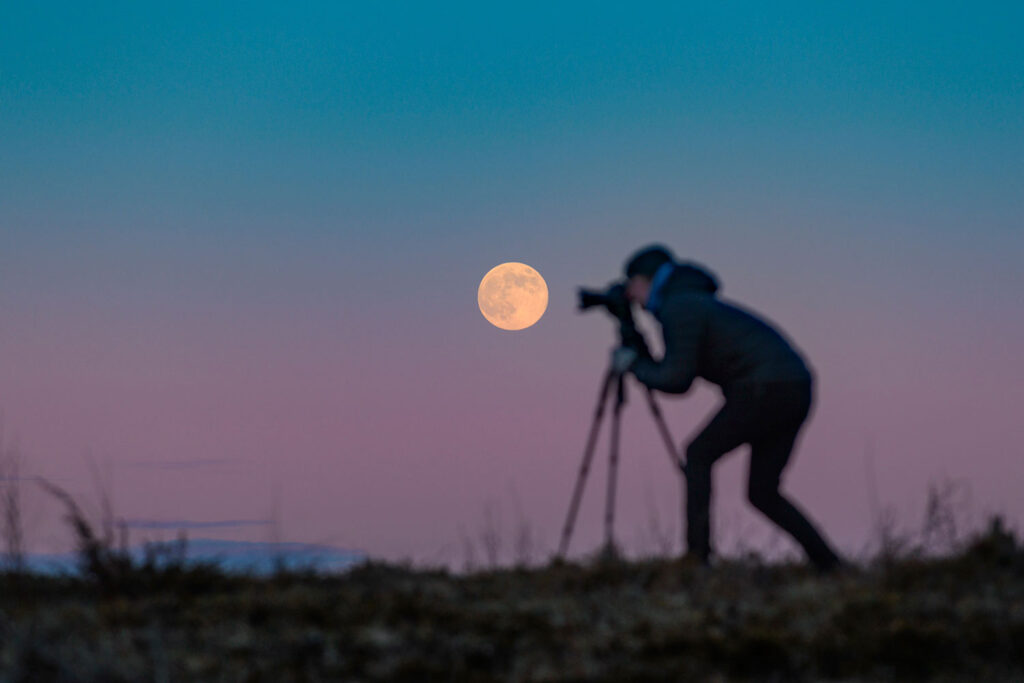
[4,2,1020,231]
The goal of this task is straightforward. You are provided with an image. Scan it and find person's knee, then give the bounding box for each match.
[747,482,781,511]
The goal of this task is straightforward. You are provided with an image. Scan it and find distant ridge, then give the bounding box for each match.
[18,538,366,576]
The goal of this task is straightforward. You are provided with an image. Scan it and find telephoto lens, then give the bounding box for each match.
[576,281,629,317]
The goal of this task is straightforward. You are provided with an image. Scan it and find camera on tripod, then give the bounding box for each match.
[577,280,630,317]
[556,279,684,561]
[577,281,650,358]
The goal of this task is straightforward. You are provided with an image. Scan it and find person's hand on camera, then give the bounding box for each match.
[611,346,639,374]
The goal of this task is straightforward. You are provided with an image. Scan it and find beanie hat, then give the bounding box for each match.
[624,244,674,279]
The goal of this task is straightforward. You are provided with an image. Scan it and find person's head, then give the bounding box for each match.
[623,244,674,308]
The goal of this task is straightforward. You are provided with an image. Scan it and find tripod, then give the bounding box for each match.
[556,355,687,560]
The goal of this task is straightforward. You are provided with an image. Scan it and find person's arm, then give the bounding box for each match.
[631,295,703,394]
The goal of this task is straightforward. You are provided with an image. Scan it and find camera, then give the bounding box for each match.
[578,281,630,318]
[577,281,651,358]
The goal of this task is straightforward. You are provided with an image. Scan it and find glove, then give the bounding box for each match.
[611,346,639,374]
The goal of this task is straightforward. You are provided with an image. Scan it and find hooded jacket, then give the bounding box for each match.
[630,263,813,396]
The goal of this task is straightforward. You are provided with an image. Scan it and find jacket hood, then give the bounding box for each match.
[666,262,720,295]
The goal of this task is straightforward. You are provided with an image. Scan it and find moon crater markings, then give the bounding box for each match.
[477,263,548,331]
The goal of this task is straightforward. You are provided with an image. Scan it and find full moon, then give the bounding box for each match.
[477,262,548,331]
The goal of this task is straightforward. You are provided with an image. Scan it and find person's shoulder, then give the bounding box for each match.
[659,289,714,317]
[712,296,770,322]
[663,285,715,304]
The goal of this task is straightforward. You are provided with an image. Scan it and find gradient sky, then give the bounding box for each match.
[2,2,1021,566]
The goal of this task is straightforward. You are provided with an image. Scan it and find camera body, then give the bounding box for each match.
[578,281,630,317]
[577,281,651,359]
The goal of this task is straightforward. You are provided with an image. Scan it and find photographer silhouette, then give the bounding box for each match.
[619,244,843,573]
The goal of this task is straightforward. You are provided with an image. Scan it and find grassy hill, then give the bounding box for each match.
[1,517,1022,682]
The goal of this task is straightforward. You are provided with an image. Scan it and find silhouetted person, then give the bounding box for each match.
[612,244,842,573]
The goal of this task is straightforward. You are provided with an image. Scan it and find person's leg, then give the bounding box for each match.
[747,384,841,571]
[684,399,758,562]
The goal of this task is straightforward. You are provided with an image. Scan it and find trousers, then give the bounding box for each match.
[684,380,840,570]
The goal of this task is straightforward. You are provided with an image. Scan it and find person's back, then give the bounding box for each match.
[633,263,813,396]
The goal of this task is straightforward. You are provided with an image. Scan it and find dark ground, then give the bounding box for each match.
[1,519,1023,682]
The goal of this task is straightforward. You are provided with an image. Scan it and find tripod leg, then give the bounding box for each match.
[644,387,684,472]
[603,374,626,554]
[557,367,618,559]
[643,386,688,555]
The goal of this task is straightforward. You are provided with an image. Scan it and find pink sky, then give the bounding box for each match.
[3,222,1021,568]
